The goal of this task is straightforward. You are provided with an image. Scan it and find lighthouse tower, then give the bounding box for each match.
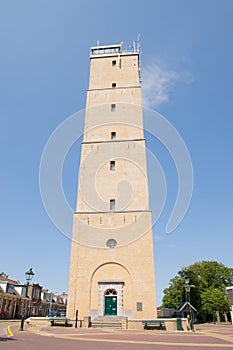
[67,43,157,321]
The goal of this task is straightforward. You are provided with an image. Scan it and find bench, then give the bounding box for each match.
[142,320,166,330]
[49,317,70,327]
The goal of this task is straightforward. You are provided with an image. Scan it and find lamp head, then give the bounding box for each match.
[25,268,35,282]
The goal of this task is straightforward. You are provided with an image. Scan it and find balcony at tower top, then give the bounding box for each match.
[90,43,139,57]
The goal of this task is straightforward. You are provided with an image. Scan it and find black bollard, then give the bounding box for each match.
[75,310,78,328]
[20,315,25,331]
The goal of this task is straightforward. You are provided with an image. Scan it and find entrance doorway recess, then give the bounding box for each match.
[105,289,117,316]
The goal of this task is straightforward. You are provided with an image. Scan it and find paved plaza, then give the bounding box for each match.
[1,321,233,350]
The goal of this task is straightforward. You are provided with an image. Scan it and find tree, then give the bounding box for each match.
[0,272,8,278]
[162,276,184,309]
[162,261,232,321]
[201,287,230,323]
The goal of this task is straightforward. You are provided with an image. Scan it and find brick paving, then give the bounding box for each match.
[1,322,233,350]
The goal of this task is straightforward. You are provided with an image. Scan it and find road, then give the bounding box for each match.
[1,321,233,349]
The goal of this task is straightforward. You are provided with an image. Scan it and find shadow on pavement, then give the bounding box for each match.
[0,337,17,342]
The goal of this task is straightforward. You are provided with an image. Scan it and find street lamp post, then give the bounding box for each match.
[49,291,58,314]
[184,279,195,329]
[49,292,53,314]
[185,279,191,303]
[20,268,34,331]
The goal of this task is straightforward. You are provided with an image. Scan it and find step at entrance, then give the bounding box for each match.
[91,316,126,329]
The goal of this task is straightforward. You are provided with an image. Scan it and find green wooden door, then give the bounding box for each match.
[105,297,117,315]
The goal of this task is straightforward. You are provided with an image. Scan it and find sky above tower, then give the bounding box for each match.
[0,0,232,305]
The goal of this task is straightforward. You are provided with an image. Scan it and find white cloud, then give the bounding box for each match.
[141,61,193,107]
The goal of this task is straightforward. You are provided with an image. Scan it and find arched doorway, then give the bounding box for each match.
[104,289,117,316]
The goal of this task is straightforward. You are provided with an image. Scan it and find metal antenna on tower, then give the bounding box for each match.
[137,33,140,52]
[133,41,136,52]
[137,33,142,83]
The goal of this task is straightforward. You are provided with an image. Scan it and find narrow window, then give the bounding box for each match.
[112,60,116,66]
[110,199,115,211]
[137,302,143,311]
[110,161,115,171]
[112,82,116,88]
[111,103,116,112]
[111,132,116,140]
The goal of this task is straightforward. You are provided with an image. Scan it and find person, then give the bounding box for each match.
[187,314,191,330]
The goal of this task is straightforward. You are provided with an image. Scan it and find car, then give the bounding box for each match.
[48,310,59,317]
[57,309,66,317]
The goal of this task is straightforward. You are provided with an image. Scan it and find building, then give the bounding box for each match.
[175,302,197,323]
[226,287,233,304]
[157,308,175,318]
[0,277,19,318]
[226,286,233,324]
[67,42,157,320]
[0,276,67,319]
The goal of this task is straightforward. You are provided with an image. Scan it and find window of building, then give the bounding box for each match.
[111,103,116,112]
[137,302,143,311]
[112,83,116,88]
[6,284,14,294]
[110,161,115,171]
[112,60,116,66]
[7,300,12,313]
[110,199,115,211]
[111,132,116,140]
[106,239,117,249]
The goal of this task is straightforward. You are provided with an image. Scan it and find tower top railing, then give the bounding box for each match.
[90,42,139,57]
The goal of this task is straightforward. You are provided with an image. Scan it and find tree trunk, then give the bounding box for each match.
[212,311,216,324]
[216,310,221,324]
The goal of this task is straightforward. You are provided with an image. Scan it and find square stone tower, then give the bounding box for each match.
[67,43,157,320]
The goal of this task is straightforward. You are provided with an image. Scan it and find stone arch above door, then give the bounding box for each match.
[90,262,132,319]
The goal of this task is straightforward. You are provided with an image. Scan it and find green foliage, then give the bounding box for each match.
[162,276,185,309]
[162,276,184,309]
[162,261,232,318]
[0,272,8,278]
[201,287,230,314]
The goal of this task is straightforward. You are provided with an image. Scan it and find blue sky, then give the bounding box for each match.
[1,0,233,305]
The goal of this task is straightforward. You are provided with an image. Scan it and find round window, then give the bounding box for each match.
[106,239,117,248]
